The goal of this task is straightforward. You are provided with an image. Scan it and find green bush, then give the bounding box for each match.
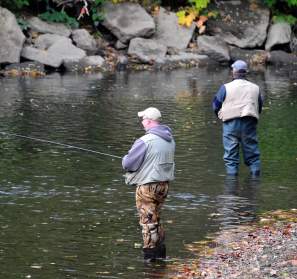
[264,0,297,25]
[1,0,30,10]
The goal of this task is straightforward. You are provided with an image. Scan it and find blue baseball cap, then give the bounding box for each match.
[231,60,248,72]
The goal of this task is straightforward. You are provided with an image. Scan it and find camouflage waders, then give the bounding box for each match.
[135,181,169,260]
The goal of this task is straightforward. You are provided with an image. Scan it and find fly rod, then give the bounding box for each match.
[0,131,122,159]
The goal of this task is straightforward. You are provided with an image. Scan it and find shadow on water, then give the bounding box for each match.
[0,66,296,278]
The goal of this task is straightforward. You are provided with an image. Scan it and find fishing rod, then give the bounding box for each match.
[0,131,122,159]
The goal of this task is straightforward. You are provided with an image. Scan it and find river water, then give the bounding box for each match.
[0,66,296,278]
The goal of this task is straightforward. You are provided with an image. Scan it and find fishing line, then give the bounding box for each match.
[0,131,122,159]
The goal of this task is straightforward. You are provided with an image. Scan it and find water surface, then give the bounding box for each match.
[0,66,296,278]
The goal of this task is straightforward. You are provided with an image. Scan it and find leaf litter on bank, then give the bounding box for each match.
[169,209,297,279]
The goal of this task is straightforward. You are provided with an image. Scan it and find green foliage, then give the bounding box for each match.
[264,0,297,7]
[2,0,29,10]
[91,0,106,25]
[263,0,297,25]
[17,17,29,31]
[287,0,297,6]
[273,14,297,25]
[39,8,79,28]
[188,0,210,11]
[264,0,277,7]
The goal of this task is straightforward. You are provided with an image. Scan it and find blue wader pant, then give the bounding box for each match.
[223,117,260,176]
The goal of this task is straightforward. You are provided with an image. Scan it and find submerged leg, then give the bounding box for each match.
[135,182,169,261]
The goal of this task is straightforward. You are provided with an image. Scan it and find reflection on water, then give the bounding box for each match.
[0,66,296,278]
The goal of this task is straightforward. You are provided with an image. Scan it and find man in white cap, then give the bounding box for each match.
[122,107,175,261]
[212,60,263,177]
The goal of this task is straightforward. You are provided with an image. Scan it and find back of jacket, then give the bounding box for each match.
[219,79,260,122]
[125,133,175,186]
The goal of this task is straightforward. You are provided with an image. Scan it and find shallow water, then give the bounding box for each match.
[0,66,296,278]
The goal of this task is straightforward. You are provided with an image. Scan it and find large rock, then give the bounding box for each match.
[22,40,86,68]
[102,2,155,43]
[64,55,105,72]
[34,34,71,49]
[291,34,297,54]
[128,38,167,63]
[153,7,196,50]
[230,47,268,65]
[197,35,230,63]
[207,1,270,48]
[27,17,71,37]
[267,50,297,65]
[165,52,209,63]
[265,22,292,50]
[0,7,25,64]
[71,29,97,53]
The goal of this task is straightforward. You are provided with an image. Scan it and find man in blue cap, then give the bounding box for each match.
[212,60,263,177]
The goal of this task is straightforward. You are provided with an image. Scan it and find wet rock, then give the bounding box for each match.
[115,40,127,50]
[64,55,105,72]
[267,50,297,65]
[102,2,155,44]
[153,7,196,50]
[4,61,45,77]
[71,29,98,54]
[34,34,71,50]
[116,55,128,71]
[165,52,208,64]
[207,1,270,48]
[290,33,297,54]
[197,35,230,63]
[0,7,25,64]
[265,22,292,50]
[27,17,71,37]
[22,40,86,68]
[128,38,167,63]
[230,47,268,65]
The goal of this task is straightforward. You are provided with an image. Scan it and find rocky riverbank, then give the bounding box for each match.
[1,0,297,77]
[171,209,297,279]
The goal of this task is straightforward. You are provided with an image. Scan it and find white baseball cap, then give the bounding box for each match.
[137,107,162,120]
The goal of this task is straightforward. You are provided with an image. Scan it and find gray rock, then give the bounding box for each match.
[291,34,297,54]
[265,22,292,50]
[34,34,71,50]
[4,61,45,76]
[207,1,270,48]
[27,17,71,37]
[197,35,230,63]
[0,7,25,64]
[22,46,62,68]
[22,40,86,68]
[102,2,155,43]
[64,55,105,72]
[71,29,97,53]
[128,38,167,63]
[115,40,128,50]
[267,50,297,65]
[153,7,196,50]
[80,56,105,67]
[165,52,208,63]
[230,47,268,65]
[116,55,128,71]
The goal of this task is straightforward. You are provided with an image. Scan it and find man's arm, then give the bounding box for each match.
[122,139,147,172]
[212,85,226,116]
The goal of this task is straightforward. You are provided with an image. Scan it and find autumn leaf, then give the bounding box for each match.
[196,15,208,27]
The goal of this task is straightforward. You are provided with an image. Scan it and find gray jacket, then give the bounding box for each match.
[123,126,175,186]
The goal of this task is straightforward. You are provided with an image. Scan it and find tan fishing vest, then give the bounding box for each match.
[124,133,175,186]
[218,79,260,122]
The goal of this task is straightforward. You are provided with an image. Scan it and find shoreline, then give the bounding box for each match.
[171,209,297,279]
